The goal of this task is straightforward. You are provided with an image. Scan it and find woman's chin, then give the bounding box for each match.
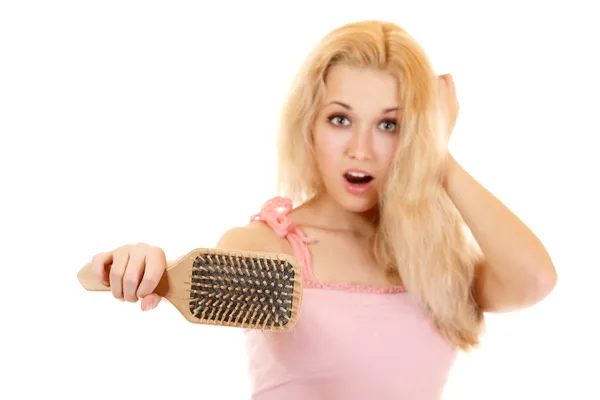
[334,190,379,214]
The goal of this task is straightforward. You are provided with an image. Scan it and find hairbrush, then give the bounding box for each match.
[77,248,303,332]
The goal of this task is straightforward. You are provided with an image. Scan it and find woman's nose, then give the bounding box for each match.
[346,128,373,160]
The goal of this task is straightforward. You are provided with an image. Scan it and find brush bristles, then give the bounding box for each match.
[188,252,298,330]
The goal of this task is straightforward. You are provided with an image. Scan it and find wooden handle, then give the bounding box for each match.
[77,262,111,291]
[76,260,173,295]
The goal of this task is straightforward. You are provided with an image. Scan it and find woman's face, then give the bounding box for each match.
[312,64,400,213]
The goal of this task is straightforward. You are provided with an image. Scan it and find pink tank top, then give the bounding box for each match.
[244,197,457,399]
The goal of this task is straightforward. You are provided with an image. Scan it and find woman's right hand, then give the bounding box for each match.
[90,243,167,311]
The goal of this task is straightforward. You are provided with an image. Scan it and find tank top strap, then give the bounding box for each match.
[250,196,315,282]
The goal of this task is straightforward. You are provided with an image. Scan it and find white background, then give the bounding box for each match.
[1,1,599,399]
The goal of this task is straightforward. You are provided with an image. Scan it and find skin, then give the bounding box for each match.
[312,65,400,215]
[439,74,557,312]
[90,65,557,314]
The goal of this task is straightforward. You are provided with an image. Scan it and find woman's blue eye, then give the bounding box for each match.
[379,121,397,132]
[328,115,350,126]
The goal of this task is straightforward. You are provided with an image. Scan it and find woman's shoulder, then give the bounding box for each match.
[215,221,285,253]
[215,196,295,256]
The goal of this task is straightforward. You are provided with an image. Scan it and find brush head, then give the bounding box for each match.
[185,249,302,331]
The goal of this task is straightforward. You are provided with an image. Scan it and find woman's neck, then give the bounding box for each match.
[296,192,378,237]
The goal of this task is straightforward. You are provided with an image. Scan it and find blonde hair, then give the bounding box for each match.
[276,20,485,351]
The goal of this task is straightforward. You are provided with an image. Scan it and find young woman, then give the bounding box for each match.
[90,20,557,399]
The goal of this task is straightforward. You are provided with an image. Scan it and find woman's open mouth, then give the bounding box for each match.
[343,169,374,195]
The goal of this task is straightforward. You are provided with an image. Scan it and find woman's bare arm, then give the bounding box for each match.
[443,154,557,312]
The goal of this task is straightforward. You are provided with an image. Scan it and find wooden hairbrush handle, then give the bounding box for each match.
[77,261,111,291]
[77,248,303,332]
[76,253,183,294]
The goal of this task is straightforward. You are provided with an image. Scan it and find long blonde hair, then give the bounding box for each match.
[276,20,485,351]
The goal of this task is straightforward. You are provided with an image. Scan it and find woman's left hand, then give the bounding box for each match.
[438,73,459,138]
